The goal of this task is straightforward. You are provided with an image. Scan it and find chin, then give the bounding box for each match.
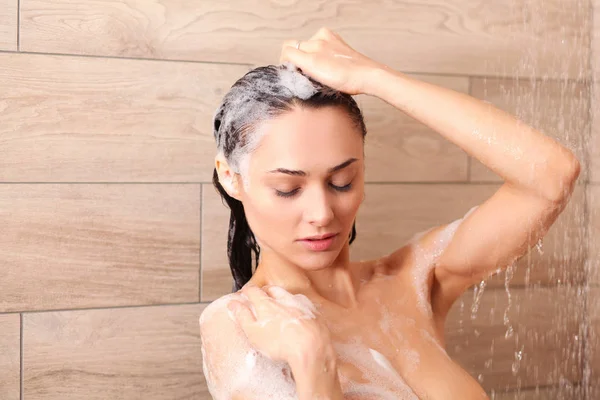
[297,251,341,270]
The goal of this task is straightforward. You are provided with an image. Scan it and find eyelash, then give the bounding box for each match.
[275,182,353,198]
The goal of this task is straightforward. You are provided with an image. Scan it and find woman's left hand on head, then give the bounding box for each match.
[279,27,385,96]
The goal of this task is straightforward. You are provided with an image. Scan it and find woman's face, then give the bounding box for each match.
[238,105,365,271]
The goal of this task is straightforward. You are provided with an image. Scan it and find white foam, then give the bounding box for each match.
[278,62,319,100]
[333,54,353,60]
[334,338,418,399]
[214,62,324,192]
[369,347,399,376]
[199,286,430,399]
[266,285,318,317]
[402,348,421,373]
[409,206,479,317]
[199,293,299,400]
[379,304,392,334]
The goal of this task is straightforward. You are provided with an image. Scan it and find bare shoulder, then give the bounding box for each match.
[383,224,451,275]
[383,224,460,322]
[199,292,297,400]
[199,293,247,396]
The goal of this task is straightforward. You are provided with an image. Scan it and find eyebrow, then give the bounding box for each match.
[267,158,358,177]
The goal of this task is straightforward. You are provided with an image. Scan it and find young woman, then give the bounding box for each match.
[198,27,580,400]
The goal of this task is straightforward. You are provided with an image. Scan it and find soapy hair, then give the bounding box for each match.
[212,62,367,292]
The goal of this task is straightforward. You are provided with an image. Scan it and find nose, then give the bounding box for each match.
[304,186,334,227]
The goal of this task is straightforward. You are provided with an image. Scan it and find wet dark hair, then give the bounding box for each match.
[212,63,368,292]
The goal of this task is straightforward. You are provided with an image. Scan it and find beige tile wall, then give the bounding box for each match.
[1,0,595,398]
[0,314,20,400]
[585,0,599,396]
[587,186,599,398]
[18,0,590,79]
[0,0,17,51]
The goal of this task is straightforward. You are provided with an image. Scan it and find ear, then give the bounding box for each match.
[215,153,242,200]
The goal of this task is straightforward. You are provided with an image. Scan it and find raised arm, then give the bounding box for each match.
[363,65,580,316]
[280,27,581,318]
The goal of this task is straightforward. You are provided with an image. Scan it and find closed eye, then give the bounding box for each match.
[275,182,353,198]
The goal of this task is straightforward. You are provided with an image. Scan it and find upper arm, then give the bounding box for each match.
[418,181,575,319]
[199,294,297,400]
[199,294,258,400]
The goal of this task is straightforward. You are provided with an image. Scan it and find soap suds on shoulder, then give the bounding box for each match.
[409,206,479,317]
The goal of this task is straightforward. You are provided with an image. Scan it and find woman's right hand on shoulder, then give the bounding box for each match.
[229,284,332,366]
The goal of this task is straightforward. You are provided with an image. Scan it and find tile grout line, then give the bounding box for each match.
[0,301,207,315]
[0,48,595,84]
[0,282,573,316]
[0,48,254,67]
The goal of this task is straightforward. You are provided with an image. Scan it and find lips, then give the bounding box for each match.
[298,233,338,251]
[300,233,337,241]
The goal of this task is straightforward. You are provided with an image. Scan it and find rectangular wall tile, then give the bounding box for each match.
[0,53,248,183]
[0,0,17,51]
[594,0,600,81]
[201,184,231,301]
[201,183,585,301]
[590,81,600,183]
[358,74,469,182]
[0,184,200,312]
[20,0,590,79]
[493,385,583,399]
[0,314,20,400]
[469,77,590,183]
[354,184,585,288]
[446,287,582,392]
[589,185,600,286]
[587,287,600,399]
[23,304,209,400]
[484,185,587,288]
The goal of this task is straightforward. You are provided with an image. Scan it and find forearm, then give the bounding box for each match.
[364,67,581,202]
[288,343,344,400]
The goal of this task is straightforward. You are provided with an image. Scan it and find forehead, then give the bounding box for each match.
[250,106,364,170]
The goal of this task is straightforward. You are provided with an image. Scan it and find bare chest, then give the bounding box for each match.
[314,271,486,400]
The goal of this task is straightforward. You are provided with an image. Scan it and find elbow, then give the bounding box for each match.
[545,153,581,204]
[568,154,582,182]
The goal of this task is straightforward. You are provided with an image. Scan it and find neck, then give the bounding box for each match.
[250,241,360,309]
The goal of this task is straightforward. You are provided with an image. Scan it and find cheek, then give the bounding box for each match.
[242,192,297,240]
[339,189,363,219]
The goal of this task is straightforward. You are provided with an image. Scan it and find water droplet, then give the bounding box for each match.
[471,280,487,320]
[478,373,484,383]
[535,238,544,255]
[505,325,514,339]
[512,346,524,375]
[503,263,515,338]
